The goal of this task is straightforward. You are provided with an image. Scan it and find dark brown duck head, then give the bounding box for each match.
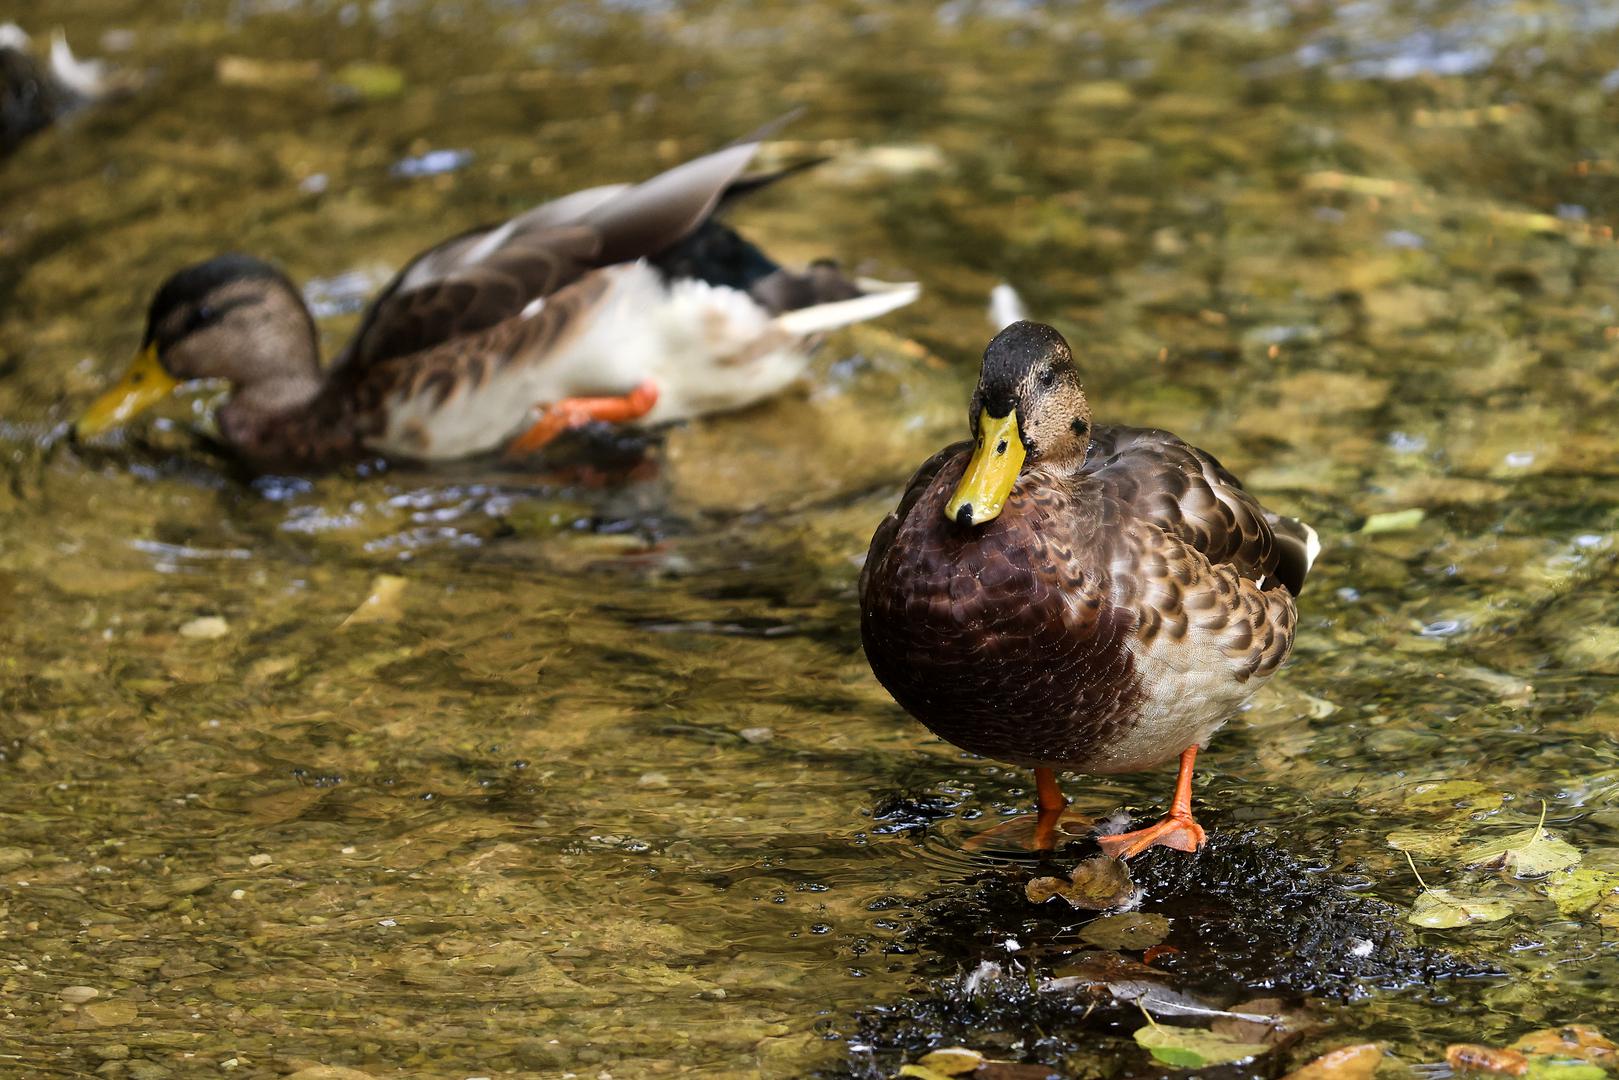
[946,320,1092,527]
[76,254,321,438]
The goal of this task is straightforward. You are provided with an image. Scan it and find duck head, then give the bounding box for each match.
[76,254,319,438]
[945,320,1091,527]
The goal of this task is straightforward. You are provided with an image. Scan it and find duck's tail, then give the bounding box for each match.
[1267,513,1320,596]
[769,274,920,336]
[989,282,1029,331]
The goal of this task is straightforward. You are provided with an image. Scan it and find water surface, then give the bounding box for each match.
[3,1,1619,1076]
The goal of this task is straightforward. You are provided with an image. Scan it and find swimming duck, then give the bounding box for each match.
[2,23,126,158]
[859,321,1317,857]
[74,128,918,472]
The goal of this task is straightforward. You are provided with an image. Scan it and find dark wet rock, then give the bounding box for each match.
[828,829,1496,1080]
[870,791,962,836]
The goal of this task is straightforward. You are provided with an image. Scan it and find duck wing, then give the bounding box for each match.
[330,134,780,376]
[1083,425,1315,596]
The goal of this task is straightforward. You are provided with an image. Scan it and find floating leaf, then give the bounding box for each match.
[898,1067,955,1080]
[1401,780,1499,812]
[1541,869,1619,918]
[1081,912,1171,951]
[1026,855,1136,911]
[913,1048,984,1076]
[1211,996,1311,1047]
[1134,1023,1271,1068]
[1404,852,1513,928]
[1054,977,1285,1026]
[1280,1043,1382,1080]
[1359,508,1425,534]
[1409,888,1514,928]
[1387,825,1469,858]
[1459,803,1580,877]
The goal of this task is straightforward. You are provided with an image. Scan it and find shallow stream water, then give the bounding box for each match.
[3,1,1619,1077]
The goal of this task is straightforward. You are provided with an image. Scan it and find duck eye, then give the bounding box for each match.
[1038,367,1058,387]
[184,301,230,335]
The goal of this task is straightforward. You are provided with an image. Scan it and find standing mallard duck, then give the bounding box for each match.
[860,321,1317,857]
[74,127,918,473]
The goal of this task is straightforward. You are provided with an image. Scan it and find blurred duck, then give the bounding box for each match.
[860,320,1317,857]
[1,24,125,157]
[76,125,918,472]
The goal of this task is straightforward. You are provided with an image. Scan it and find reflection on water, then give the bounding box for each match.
[3,0,1619,1076]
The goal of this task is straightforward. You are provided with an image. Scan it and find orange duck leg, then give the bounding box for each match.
[963,767,1093,854]
[1097,746,1207,860]
[505,379,659,458]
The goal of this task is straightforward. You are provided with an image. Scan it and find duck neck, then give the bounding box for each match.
[214,320,332,463]
[228,369,324,418]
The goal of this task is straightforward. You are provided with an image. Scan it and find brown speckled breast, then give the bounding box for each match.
[860,444,1143,770]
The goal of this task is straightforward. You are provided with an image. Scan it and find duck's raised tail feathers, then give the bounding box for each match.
[771,278,920,336]
[1267,514,1319,597]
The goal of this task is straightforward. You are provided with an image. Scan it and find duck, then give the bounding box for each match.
[74,125,919,473]
[859,320,1318,858]
[2,23,126,158]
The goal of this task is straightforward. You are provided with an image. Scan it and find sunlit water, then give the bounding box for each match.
[3,1,1619,1076]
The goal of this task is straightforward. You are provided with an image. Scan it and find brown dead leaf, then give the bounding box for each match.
[1025,855,1136,910]
[975,1064,1063,1080]
[1212,996,1311,1048]
[1447,1044,1529,1076]
[1280,1044,1382,1080]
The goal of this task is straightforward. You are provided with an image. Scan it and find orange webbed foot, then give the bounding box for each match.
[505,379,659,458]
[1096,812,1206,860]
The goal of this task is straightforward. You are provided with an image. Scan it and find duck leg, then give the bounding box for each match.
[962,767,1092,853]
[505,379,659,458]
[1096,746,1207,860]
[1032,767,1068,852]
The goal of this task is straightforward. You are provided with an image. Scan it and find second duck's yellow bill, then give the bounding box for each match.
[945,410,1026,526]
[76,344,179,438]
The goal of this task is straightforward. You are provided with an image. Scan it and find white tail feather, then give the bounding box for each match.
[48,30,109,98]
[989,283,1028,331]
[774,281,920,336]
[1301,521,1321,575]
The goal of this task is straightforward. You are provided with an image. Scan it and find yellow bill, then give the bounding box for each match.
[76,344,180,438]
[945,409,1026,526]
